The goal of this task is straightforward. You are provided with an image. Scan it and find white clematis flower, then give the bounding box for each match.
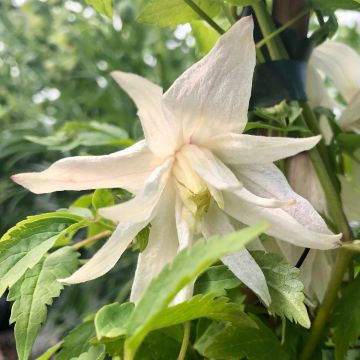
[309,41,360,133]
[12,17,341,305]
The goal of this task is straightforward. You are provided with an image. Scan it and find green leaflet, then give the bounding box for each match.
[332,275,360,360]
[57,319,96,360]
[194,317,289,360]
[124,223,268,357]
[194,265,241,296]
[92,189,114,211]
[138,0,221,28]
[8,247,79,360]
[95,294,255,342]
[252,251,310,328]
[75,345,106,360]
[0,212,81,296]
[85,0,112,18]
[95,302,135,340]
[36,342,63,360]
[190,21,219,55]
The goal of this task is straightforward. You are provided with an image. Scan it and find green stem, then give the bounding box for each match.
[183,0,225,34]
[252,1,288,60]
[73,230,112,250]
[256,8,309,50]
[177,322,191,360]
[251,4,353,359]
[299,249,352,360]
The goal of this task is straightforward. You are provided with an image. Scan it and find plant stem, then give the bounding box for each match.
[300,249,352,360]
[183,0,225,35]
[252,4,353,359]
[252,1,288,60]
[177,322,191,360]
[256,8,309,50]
[73,230,112,250]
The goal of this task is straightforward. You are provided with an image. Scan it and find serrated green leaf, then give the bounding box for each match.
[194,265,241,296]
[310,0,359,10]
[332,275,360,360]
[150,293,256,330]
[85,0,112,18]
[252,251,310,328]
[194,317,289,360]
[95,294,255,342]
[95,302,135,340]
[57,319,96,360]
[92,189,114,211]
[124,223,268,357]
[8,247,79,360]
[190,21,219,55]
[0,213,81,296]
[138,0,221,28]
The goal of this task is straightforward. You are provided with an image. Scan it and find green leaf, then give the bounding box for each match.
[57,319,96,360]
[191,21,219,55]
[310,0,359,10]
[0,212,81,296]
[194,318,289,360]
[36,341,63,360]
[95,294,255,342]
[92,189,114,211]
[8,247,79,360]
[194,265,241,296]
[252,251,310,328]
[85,0,112,18]
[150,293,256,330]
[337,133,360,157]
[138,0,221,28]
[332,275,360,360]
[124,223,268,356]
[76,344,106,360]
[95,302,135,340]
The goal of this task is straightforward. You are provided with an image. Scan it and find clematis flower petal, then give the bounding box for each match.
[306,63,337,109]
[11,140,160,194]
[339,91,360,132]
[234,187,295,208]
[180,144,240,190]
[311,41,360,103]
[60,220,147,284]
[202,202,271,305]
[163,16,255,142]
[206,133,321,165]
[111,72,180,156]
[224,164,342,249]
[99,157,174,223]
[130,184,178,303]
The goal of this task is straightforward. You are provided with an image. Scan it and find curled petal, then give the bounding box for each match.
[163,16,255,142]
[206,133,321,165]
[224,164,342,249]
[201,203,271,306]
[111,71,180,156]
[12,140,160,194]
[311,41,360,103]
[60,221,147,284]
[130,184,178,303]
[99,157,174,223]
[180,144,240,190]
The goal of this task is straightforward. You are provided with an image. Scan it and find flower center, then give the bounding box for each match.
[172,151,211,230]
